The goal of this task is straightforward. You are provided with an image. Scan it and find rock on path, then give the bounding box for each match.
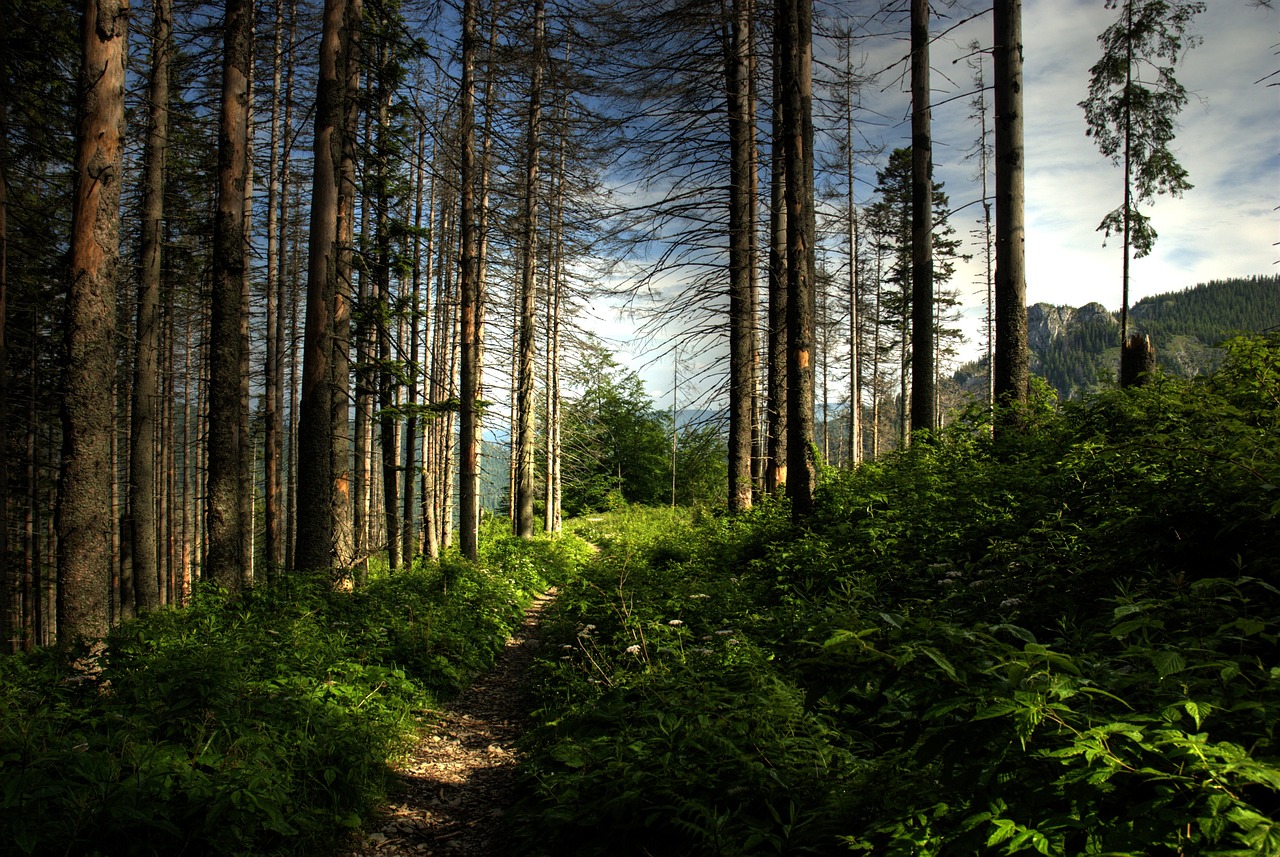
[344,588,556,857]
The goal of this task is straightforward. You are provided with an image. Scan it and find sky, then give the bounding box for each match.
[586,0,1280,401]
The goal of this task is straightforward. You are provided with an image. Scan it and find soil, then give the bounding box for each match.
[343,589,556,857]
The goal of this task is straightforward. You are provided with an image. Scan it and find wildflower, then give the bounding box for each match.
[714,630,733,636]
[694,648,713,655]
[561,644,574,650]
[625,645,641,655]
[1000,597,1022,608]
[584,624,597,631]
[668,619,684,626]
[689,593,709,599]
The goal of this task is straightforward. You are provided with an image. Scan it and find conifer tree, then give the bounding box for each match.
[1080,0,1204,350]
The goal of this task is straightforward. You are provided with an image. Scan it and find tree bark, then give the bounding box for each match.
[726,0,754,512]
[296,0,347,573]
[909,0,935,437]
[131,0,170,612]
[993,0,1029,424]
[0,0,13,650]
[59,0,128,641]
[206,0,252,591]
[765,11,787,496]
[263,0,286,573]
[1120,333,1156,387]
[513,0,544,540]
[458,0,483,558]
[374,31,399,572]
[779,0,816,518]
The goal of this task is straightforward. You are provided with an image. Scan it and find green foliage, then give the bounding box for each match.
[562,338,674,515]
[1080,0,1205,256]
[512,334,1280,855]
[0,533,587,855]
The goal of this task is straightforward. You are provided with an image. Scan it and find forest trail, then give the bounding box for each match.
[345,589,557,856]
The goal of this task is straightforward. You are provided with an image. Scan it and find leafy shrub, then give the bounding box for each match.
[0,532,583,856]
[510,335,1280,856]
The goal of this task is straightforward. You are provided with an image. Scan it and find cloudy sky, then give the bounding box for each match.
[593,0,1279,396]
[925,0,1278,331]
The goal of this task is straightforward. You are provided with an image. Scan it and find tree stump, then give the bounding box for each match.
[1120,333,1157,388]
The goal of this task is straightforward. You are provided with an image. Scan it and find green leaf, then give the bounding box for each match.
[1152,650,1186,678]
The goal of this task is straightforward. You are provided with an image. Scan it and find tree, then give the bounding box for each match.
[779,0,817,518]
[296,0,353,574]
[513,0,546,540]
[994,0,1029,422]
[206,0,253,592]
[130,0,172,612]
[561,340,670,516]
[58,0,128,641]
[909,0,934,436]
[725,0,755,512]
[458,0,483,558]
[0,0,12,650]
[864,147,963,446]
[1080,0,1204,355]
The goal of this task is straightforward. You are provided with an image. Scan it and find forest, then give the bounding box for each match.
[2,0,1279,853]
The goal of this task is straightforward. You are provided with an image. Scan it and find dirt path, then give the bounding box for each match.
[344,589,556,857]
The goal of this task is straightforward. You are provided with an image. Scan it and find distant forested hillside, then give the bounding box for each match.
[956,275,1279,401]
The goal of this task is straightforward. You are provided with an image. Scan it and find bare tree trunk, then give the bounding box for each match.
[844,50,861,467]
[909,0,934,437]
[263,0,286,573]
[513,0,544,540]
[331,0,361,573]
[725,0,754,512]
[58,0,128,641]
[352,108,374,581]
[401,121,426,568]
[297,0,351,574]
[374,31,399,572]
[779,0,816,518]
[279,6,297,574]
[206,0,252,591]
[544,71,567,534]
[0,0,13,651]
[765,15,787,496]
[993,0,1028,422]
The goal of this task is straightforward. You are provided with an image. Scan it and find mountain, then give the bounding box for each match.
[954,275,1280,401]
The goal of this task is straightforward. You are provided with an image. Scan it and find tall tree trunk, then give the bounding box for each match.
[909,0,934,437]
[993,0,1028,422]
[457,0,482,558]
[130,0,170,612]
[296,0,348,573]
[779,0,816,518]
[240,33,255,587]
[263,0,286,573]
[58,0,128,641]
[0,0,13,651]
[725,0,754,512]
[513,0,544,540]
[765,14,787,496]
[845,49,861,467]
[353,108,374,581]
[206,0,252,591]
[401,121,426,569]
[332,0,361,572]
[375,32,399,572]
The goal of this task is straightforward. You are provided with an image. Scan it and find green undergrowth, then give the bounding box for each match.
[0,529,590,856]
[508,334,1280,856]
